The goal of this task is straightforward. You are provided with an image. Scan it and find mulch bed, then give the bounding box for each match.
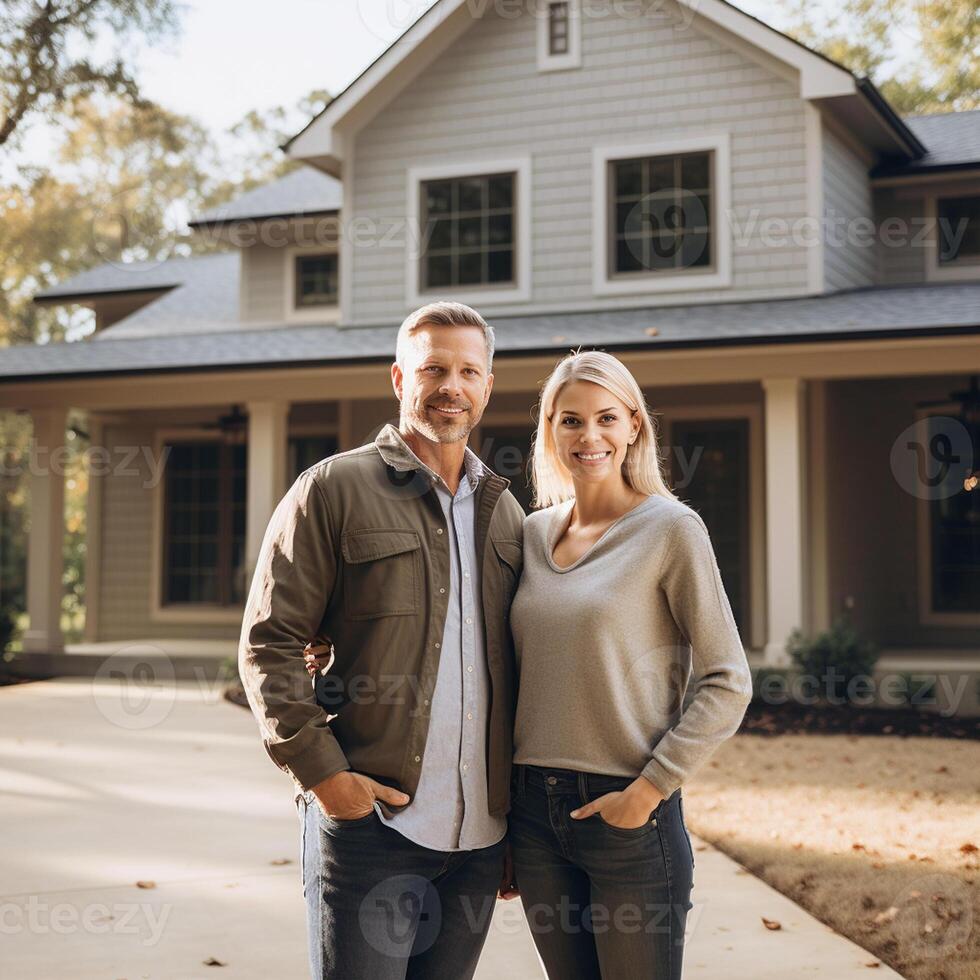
[739,699,980,740]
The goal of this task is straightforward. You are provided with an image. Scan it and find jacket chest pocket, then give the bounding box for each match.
[341,528,422,620]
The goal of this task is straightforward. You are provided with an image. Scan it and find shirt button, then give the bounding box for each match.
[467,665,473,673]
[546,776,558,786]
[439,588,446,594]
[467,712,473,720]
[414,755,421,763]
[463,764,469,772]
[434,642,440,649]
[435,528,444,535]
[424,699,430,707]
[464,572,470,579]
[465,617,472,624]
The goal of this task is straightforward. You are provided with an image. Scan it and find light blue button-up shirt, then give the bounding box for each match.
[376,438,507,852]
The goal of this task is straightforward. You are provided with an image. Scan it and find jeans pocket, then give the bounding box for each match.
[678,796,695,868]
[596,809,657,839]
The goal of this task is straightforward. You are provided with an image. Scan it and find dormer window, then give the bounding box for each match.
[538,0,580,72]
[295,253,338,307]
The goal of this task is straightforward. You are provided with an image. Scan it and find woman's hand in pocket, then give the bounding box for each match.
[570,777,664,830]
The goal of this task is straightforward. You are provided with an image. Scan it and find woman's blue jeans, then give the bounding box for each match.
[508,764,695,979]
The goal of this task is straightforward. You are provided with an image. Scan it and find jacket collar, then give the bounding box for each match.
[374,422,509,490]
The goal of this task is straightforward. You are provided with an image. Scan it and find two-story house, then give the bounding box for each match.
[3,0,979,712]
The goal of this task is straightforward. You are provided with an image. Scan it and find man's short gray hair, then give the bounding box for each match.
[395,301,495,372]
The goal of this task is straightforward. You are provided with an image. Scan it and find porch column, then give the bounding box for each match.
[23,408,67,654]
[762,378,808,666]
[245,401,289,580]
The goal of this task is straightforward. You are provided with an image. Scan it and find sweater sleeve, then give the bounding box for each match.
[238,468,350,791]
[641,512,753,797]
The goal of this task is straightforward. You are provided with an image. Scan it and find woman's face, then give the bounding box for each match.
[551,380,639,488]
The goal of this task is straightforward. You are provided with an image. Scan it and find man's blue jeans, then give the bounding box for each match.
[509,764,695,979]
[296,790,505,980]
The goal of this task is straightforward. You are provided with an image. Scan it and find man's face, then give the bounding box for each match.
[392,324,494,445]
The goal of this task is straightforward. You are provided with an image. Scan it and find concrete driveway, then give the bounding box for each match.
[0,677,898,978]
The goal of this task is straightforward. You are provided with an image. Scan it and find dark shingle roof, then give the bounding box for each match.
[189,166,342,226]
[34,253,209,302]
[4,283,978,382]
[874,110,980,177]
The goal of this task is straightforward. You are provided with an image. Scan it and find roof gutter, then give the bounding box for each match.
[855,77,928,159]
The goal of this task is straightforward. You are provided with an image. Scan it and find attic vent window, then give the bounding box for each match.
[548,2,569,55]
[537,0,580,71]
[295,253,338,307]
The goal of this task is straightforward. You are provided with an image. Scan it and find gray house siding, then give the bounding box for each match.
[350,4,812,325]
[873,187,927,285]
[241,243,285,323]
[96,423,243,643]
[822,122,875,290]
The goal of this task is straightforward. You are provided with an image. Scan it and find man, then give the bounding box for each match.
[238,301,525,980]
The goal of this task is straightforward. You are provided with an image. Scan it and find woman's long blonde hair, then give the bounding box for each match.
[530,350,678,509]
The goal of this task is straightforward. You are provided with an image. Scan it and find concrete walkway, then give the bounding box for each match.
[0,678,899,978]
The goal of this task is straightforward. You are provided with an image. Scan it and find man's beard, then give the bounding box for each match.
[403,401,475,444]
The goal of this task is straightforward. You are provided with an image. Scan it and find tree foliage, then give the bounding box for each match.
[782,0,979,113]
[0,0,180,148]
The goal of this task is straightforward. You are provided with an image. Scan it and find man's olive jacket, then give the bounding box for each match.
[238,424,525,816]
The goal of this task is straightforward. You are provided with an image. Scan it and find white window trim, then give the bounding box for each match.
[150,428,245,625]
[537,0,581,73]
[406,157,532,307]
[914,406,980,628]
[284,244,341,324]
[923,188,980,283]
[592,132,733,297]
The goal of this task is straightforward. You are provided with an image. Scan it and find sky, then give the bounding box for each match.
[4,0,916,182]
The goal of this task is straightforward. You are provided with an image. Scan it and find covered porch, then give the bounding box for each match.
[3,326,979,713]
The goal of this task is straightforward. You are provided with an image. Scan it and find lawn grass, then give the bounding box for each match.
[684,733,980,980]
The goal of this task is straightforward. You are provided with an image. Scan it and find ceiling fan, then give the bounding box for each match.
[202,404,248,443]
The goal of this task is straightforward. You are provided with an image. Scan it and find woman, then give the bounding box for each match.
[507,349,753,979]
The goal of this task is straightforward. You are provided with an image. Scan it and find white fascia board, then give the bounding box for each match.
[678,0,855,99]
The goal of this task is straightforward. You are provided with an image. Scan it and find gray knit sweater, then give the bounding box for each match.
[510,494,753,797]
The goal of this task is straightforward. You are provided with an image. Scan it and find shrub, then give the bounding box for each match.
[786,618,878,704]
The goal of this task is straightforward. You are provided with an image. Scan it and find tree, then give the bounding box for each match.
[0,0,180,148]
[781,0,979,114]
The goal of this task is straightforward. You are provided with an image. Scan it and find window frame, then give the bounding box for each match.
[406,157,532,307]
[538,0,581,72]
[924,187,980,283]
[914,405,980,627]
[592,133,732,296]
[284,244,341,324]
[150,429,247,623]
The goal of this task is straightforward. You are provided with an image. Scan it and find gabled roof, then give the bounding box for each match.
[5,282,979,382]
[873,110,980,178]
[188,166,342,227]
[284,0,923,172]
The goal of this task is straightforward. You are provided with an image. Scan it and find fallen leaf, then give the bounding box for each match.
[203,956,226,966]
[865,962,881,968]
[269,858,291,866]
[761,917,782,931]
[960,843,978,854]
[135,881,156,890]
